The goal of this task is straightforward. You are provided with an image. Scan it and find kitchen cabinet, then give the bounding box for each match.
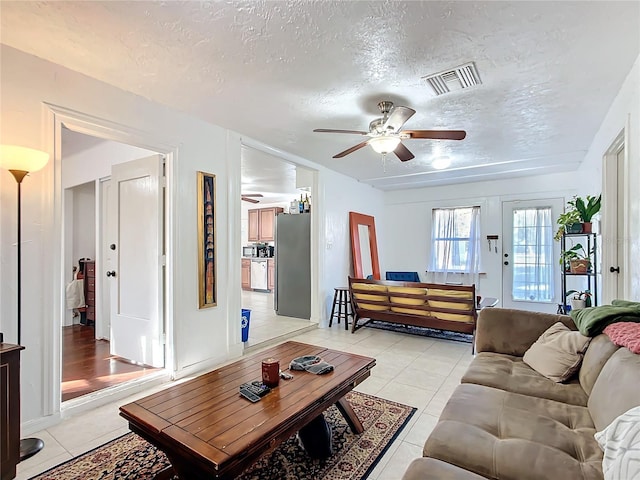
[241,258,251,290]
[247,207,284,242]
[247,209,260,242]
[268,258,275,291]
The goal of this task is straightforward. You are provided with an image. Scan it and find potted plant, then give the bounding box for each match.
[559,243,591,273]
[573,195,601,233]
[554,194,601,240]
[566,289,592,310]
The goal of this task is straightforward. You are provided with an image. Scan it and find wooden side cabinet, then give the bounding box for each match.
[84,261,96,326]
[247,207,284,242]
[1,344,24,480]
[241,258,251,290]
[267,258,275,291]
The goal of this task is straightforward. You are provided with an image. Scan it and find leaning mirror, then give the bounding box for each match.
[349,212,380,279]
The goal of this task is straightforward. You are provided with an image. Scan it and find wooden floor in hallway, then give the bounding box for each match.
[62,325,159,402]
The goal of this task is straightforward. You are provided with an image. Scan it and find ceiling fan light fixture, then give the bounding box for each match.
[369,136,401,154]
[432,156,451,170]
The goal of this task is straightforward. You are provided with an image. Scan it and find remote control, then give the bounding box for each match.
[239,387,261,403]
[239,381,271,397]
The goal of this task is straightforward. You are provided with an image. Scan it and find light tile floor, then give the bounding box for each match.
[242,289,314,347]
[16,322,474,480]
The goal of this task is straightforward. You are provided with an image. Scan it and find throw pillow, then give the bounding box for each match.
[594,405,640,480]
[523,322,591,382]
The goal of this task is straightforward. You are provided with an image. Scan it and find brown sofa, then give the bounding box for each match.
[348,277,476,337]
[402,308,640,480]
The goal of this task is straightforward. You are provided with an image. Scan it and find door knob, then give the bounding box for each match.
[106,271,117,277]
[610,266,620,273]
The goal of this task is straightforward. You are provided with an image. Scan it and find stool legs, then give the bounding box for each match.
[329,288,353,329]
[329,289,339,327]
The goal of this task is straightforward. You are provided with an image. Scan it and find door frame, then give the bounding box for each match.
[602,125,629,303]
[45,103,176,417]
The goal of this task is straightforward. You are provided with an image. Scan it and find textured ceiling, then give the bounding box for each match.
[1,1,639,190]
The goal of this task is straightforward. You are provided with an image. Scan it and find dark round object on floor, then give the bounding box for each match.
[20,437,44,461]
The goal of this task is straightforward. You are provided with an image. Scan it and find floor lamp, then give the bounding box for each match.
[0,145,49,461]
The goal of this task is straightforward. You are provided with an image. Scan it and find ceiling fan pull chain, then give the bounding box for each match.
[381,153,387,173]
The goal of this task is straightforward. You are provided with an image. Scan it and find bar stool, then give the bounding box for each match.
[329,287,353,330]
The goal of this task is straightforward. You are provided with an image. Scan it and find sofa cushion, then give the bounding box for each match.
[352,283,388,311]
[522,322,591,382]
[588,347,640,431]
[428,288,474,310]
[462,352,588,406]
[579,334,619,395]
[388,286,427,305]
[425,384,602,480]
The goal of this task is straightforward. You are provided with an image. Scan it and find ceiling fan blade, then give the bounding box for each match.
[241,196,260,204]
[401,130,467,140]
[313,129,369,135]
[333,140,370,158]
[241,193,263,197]
[394,142,415,162]
[382,106,416,132]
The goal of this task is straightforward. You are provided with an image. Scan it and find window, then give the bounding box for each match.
[429,206,481,273]
[511,207,554,302]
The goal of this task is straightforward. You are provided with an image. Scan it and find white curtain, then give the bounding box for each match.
[512,207,554,302]
[427,206,481,285]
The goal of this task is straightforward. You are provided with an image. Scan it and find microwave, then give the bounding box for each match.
[242,246,257,257]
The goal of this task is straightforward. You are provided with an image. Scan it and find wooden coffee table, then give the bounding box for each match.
[119,341,376,479]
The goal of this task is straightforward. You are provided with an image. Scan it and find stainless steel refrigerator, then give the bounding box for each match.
[274,213,311,319]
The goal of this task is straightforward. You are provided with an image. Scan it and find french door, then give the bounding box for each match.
[502,199,563,313]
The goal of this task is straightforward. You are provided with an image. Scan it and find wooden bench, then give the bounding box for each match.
[348,277,477,338]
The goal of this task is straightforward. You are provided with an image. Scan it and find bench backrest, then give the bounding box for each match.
[348,277,477,323]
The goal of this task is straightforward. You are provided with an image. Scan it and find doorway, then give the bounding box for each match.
[61,128,165,401]
[240,145,316,348]
[502,198,564,313]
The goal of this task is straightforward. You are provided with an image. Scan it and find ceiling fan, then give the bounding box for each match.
[241,193,263,204]
[313,101,466,162]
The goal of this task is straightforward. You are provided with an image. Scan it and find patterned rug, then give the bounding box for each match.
[365,320,474,344]
[31,391,416,480]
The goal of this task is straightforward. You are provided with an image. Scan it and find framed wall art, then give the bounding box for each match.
[197,171,217,308]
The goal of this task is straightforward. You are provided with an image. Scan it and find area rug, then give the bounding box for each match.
[31,391,416,480]
[365,320,474,344]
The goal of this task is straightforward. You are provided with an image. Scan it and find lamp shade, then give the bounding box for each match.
[369,136,401,154]
[0,145,49,173]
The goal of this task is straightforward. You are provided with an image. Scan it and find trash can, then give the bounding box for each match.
[241,309,251,342]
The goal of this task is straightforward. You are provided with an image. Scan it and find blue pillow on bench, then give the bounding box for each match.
[386,271,420,282]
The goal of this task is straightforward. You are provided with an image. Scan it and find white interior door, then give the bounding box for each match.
[108,154,165,367]
[502,199,563,313]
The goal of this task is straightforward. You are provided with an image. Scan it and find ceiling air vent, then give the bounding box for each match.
[422,62,482,96]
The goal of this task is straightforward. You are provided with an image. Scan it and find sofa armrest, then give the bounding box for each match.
[475,308,575,356]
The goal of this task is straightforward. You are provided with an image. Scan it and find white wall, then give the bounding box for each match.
[0,45,387,429]
[320,171,385,325]
[0,45,236,425]
[577,54,640,300]
[381,172,582,309]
